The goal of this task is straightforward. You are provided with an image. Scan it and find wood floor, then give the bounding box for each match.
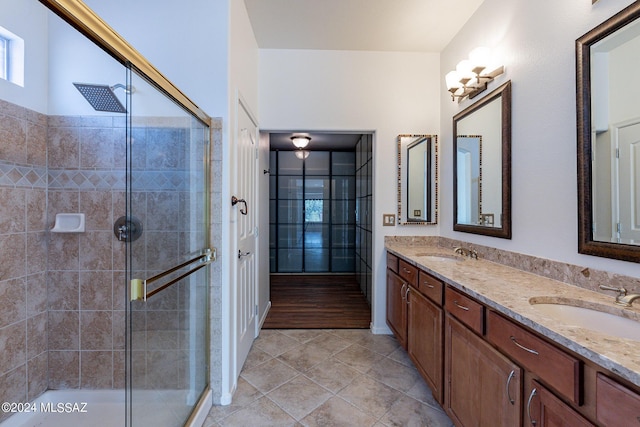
[262,274,371,329]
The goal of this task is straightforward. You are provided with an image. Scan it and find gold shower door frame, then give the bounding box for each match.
[39,1,213,426]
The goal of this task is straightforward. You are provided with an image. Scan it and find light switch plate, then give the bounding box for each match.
[383,214,396,226]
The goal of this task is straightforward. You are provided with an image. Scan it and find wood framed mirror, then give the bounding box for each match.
[577,2,640,262]
[453,81,511,238]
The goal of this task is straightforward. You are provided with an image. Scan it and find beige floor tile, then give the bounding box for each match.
[242,345,273,371]
[305,358,361,393]
[366,357,421,393]
[338,375,403,419]
[378,394,454,427]
[278,329,327,343]
[300,396,378,427]
[267,375,332,420]
[387,346,413,367]
[254,330,301,357]
[305,332,352,355]
[333,343,384,373]
[241,358,299,393]
[277,342,333,372]
[405,378,441,408]
[354,333,400,356]
[218,396,298,427]
[205,329,453,427]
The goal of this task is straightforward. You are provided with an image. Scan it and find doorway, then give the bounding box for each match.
[264,133,373,328]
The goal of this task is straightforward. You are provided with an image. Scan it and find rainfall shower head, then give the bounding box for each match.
[73,82,128,113]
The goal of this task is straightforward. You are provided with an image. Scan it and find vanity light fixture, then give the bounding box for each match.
[294,150,310,159]
[291,135,311,149]
[445,47,504,102]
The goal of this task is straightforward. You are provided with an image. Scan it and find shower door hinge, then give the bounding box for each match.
[255,304,258,316]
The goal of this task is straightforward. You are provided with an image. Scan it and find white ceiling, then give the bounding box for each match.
[245,0,485,149]
[243,0,484,52]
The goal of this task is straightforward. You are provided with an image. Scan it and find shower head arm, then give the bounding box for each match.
[111,83,135,94]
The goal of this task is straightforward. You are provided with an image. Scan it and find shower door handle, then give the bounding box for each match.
[231,196,248,215]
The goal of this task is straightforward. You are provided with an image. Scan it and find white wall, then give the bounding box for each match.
[258,49,441,332]
[0,0,48,113]
[440,0,638,278]
[85,0,229,116]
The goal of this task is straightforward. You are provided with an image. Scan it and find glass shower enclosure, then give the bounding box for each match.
[125,71,211,426]
[36,1,213,426]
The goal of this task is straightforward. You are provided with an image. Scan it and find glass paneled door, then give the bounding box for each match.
[270,150,356,273]
[125,70,211,426]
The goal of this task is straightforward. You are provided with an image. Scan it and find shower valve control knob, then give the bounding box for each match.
[117,225,128,241]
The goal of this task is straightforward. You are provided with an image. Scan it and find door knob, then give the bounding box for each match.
[231,196,248,215]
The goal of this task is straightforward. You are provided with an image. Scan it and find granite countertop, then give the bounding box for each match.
[385,241,640,387]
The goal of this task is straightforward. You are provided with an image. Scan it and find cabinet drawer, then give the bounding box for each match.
[596,373,640,426]
[486,311,582,405]
[386,252,398,273]
[398,259,418,287]
[418,270,443,306]
[444,287,483,335]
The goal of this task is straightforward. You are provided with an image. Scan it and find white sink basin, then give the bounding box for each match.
[416,254,465,262]
[529,300,640,341]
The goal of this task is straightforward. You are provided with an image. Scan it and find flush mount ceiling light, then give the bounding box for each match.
[291,135,311,149]
[294,150,310,159]
[445,47,504,103]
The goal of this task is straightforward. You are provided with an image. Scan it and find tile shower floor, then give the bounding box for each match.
[203,329,454,426]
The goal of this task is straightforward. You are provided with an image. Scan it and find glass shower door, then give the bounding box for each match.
[125,70,211,427]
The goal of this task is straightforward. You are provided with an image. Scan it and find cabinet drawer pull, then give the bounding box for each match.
[527,388,538,426]
[401,283,407,301]
[506,370,516,405]
[403,268,412,275]
[423,282,435,289]
[406,287,411,305]
[453,300,470,311]
[510,336,539,355]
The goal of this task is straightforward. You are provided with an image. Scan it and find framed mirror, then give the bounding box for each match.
[453,81,511,238]
[397,134,438,224]
[577,2,640,262]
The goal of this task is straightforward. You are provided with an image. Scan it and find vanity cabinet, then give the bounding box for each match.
[386,252,444,402]
[445,313,522,426]
[407,272,444,403]
[486,311,582,405]
[387,249,640,427]
[386,266,407,348]
[527,380,593,427]
[596,373,640,426]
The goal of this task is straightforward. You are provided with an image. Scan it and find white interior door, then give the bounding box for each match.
[617,121,640,244]
[234,99,258,376]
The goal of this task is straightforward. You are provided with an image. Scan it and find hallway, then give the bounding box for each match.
[263,275,371,329]
[203,329,453,426]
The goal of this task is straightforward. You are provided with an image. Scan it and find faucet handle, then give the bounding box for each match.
[599,285,627,296]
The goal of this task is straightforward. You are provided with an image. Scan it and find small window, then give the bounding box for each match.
[0,36,7,80]
[0,26,24,86]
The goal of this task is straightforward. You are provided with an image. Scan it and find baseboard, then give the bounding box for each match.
[258,301,271,331]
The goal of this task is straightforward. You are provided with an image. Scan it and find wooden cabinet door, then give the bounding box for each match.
[445,314,522,427]
[596,373,640,426]
[526,380,593,427]
[408,288,443,403]
[386,268,407,348]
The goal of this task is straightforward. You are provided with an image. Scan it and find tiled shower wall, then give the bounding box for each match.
[1,99,214,421]
[0,99,49,421]
[46,115,127,390]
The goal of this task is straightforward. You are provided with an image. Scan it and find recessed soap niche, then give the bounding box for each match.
[51,213,85,233]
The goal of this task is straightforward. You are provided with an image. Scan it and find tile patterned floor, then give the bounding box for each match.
[203,329,454,426]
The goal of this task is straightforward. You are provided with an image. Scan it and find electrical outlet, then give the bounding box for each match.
[383,214,396,226]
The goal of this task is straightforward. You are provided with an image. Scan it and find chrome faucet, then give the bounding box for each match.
[599,285,640,307]
[453,247,478,259]
[453,247,468,256]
